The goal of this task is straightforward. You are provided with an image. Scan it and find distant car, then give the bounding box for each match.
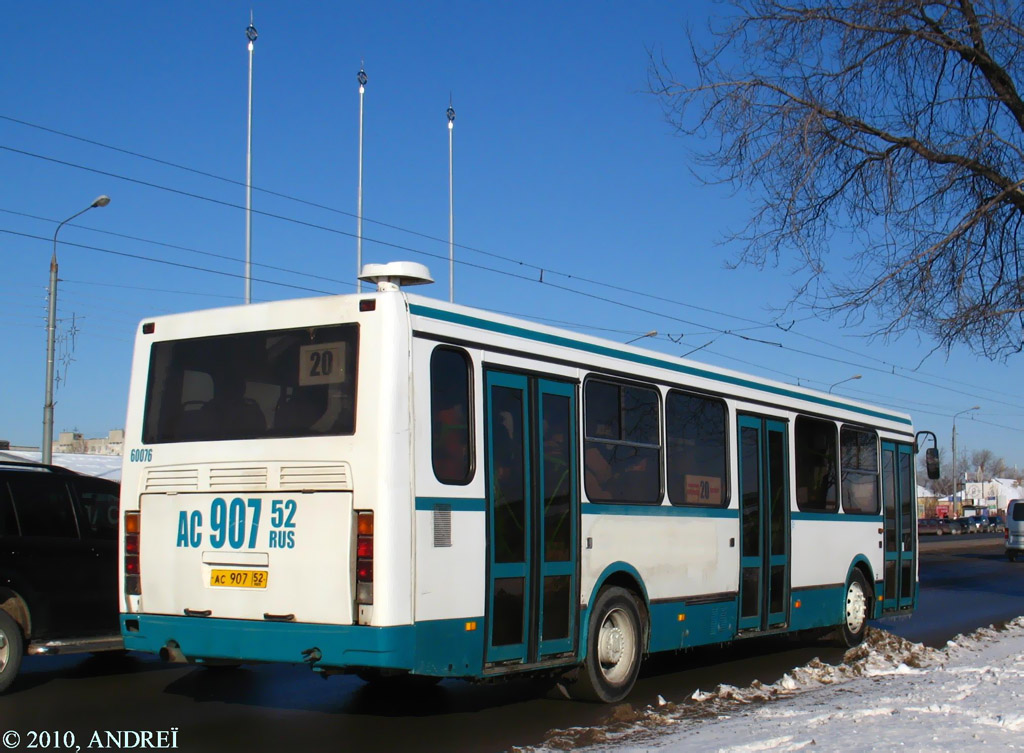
[918,518,939,535]
[1007,501,1024,562]
[0,461,123,693]
[957,517,984,534]
[947,518,967,534]
[936,518,954,535]
[989,515,1005,532]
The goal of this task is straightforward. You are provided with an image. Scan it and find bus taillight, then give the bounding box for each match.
[356,511,373,606]
[125,511,141,595]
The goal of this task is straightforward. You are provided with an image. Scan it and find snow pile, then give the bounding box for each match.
[531,618,1024,752]
[688,627,939,709]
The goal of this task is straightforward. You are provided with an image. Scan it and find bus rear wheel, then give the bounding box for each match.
[837,570,870,648]
[573,586,643,703]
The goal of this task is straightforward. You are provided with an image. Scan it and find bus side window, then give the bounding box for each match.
[795,416,839,513]
[666,390,727,506]
[583,378,661,504]
[840,427,880,514]
[430,347,474,485]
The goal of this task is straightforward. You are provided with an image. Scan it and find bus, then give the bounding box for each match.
[119,260,929,703]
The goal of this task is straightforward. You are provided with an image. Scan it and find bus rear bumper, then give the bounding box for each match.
[120,614,483,676]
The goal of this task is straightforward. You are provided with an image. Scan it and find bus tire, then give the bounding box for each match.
[0,610,24,694]
[838,570,870,648]
[574,586,643,703]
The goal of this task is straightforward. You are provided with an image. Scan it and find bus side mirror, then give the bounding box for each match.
[925,447,940,480]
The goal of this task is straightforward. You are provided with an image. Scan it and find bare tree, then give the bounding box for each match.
[651,1,1024,358]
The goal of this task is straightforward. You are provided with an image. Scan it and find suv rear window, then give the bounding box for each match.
[73,478,120,540]
[1012,503,1024,522]
[6,474,78,538]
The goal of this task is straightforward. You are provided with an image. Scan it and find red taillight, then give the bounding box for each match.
[356,511,373,606]
[357,537,373,558]
[125,512,141,595]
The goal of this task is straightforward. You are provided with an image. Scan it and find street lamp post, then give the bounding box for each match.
[828,374,862,394]
[43,195,111,465]
[952,405,980,514]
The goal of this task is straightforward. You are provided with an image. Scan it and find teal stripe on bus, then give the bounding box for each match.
[409,303,912,426]
[791,512,884,523]
[582,503,738,518]
[415,497,486,512]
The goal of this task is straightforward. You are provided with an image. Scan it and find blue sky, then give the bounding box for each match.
[0,2,1020,473]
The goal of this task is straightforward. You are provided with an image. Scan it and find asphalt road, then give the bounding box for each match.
[0,534,1019,753]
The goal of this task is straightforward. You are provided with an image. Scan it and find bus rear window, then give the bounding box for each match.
[142,324,358,443]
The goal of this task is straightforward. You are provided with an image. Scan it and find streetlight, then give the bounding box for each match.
[951,405,980,514]
[828,374,861,393]
[43,195,111,465]
[625,330,658,344]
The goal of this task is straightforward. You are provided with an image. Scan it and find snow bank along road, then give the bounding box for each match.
[529,619,1024,752]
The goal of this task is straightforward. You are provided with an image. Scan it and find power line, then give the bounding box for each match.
[0,227,336,296]
[0,207,354,290]
[4,142,1012,407]
[3,118,1020,400]
[1,142,1019,411]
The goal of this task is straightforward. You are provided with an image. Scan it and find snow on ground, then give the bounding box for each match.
[530,619,1024,753]
[0,450,122,480]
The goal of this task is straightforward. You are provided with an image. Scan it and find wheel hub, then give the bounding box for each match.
[846,583,866,633]
[599,624,624,666]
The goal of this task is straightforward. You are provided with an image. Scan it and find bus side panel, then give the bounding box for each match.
[410,338,487,673]
[580,510,740,652]
[789,519,881,631]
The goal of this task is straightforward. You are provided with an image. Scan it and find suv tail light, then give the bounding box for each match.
[355,511,373,605]
[125,511,141,595]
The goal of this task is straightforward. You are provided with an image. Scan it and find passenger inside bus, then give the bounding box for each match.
[201,371,266,436]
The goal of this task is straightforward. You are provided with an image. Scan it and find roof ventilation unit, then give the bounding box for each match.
[358,261,435,292]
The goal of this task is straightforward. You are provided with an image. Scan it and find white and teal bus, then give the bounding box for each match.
[119,261,927,702]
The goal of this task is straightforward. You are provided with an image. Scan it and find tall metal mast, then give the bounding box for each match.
[244,13,258,304]
[357,65,367,292]
[447,98,456,303]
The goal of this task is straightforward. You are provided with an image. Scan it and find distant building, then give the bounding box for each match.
[53,429,124,456]
[964,478,1024,514]
[0,440,8,451]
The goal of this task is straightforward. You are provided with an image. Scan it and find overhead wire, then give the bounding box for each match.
[1,136,1020,416]
[3,116,1019,401]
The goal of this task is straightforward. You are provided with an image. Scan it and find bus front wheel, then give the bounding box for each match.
[837,570,870,648]
[573,586,643,703]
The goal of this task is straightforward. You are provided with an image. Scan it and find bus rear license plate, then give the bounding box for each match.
[210,569,268,589]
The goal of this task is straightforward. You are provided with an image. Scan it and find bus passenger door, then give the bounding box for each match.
[882,442,916,611]
[484,371,579,666]
[737,415,791,632]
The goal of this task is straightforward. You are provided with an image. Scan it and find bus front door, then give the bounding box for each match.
[882,442,916,611]
[737,415,791,632]
[484,371,579,666]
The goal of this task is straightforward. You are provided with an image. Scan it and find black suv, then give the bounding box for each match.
[0,461,122,692]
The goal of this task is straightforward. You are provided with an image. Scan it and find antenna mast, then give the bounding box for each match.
[447,97,456,303]
[244,12,258,304]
